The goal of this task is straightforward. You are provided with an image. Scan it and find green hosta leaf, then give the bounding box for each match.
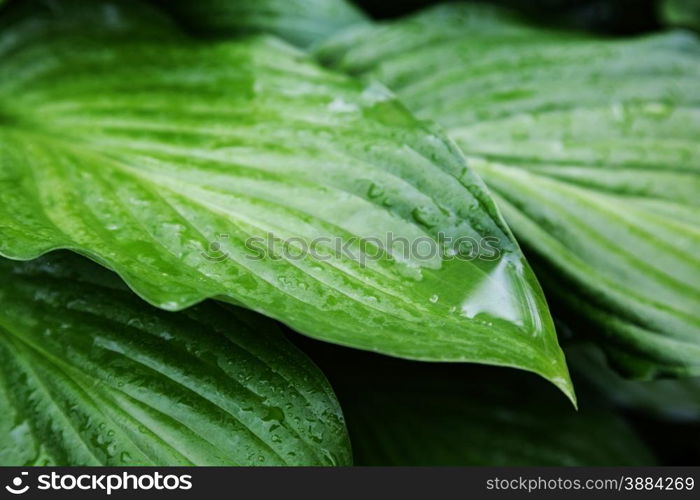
[569,343,700,422]
[0,2,574,400]
[313,348,654,466]
[317,3,700,379]
[0,252,350,466]
[153,0,368,47]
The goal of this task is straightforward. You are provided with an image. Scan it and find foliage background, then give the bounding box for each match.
[0,0,698,466]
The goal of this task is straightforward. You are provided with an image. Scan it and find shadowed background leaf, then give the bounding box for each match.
[569,343,700,422]
[349,0,660,34]
[294,337,655,466]
[151,0,368,47]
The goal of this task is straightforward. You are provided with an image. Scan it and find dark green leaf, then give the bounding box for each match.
[0,1,574,399]
[569,343,700,422]
[662,0,700,31]
[317,3,700,379]
[310,345,654,466]
[0,252,350,466]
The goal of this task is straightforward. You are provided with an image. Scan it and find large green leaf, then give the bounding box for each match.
[305,343,654,466]
[317,3,700,378]
[152,0,368,47]
[0,252,350,466]
[0,2,574,399]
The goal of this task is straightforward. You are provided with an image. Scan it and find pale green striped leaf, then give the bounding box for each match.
[153,0,369,47]
[0,252,350,466]
[317,3,700,378]
[0,1,574,399]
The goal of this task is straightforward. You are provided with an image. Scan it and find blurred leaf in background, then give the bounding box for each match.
[0,0,575,398]
[661,0,700,31]
[351,0,659,34]
[151,0,368,47]
[567,342,700,464]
